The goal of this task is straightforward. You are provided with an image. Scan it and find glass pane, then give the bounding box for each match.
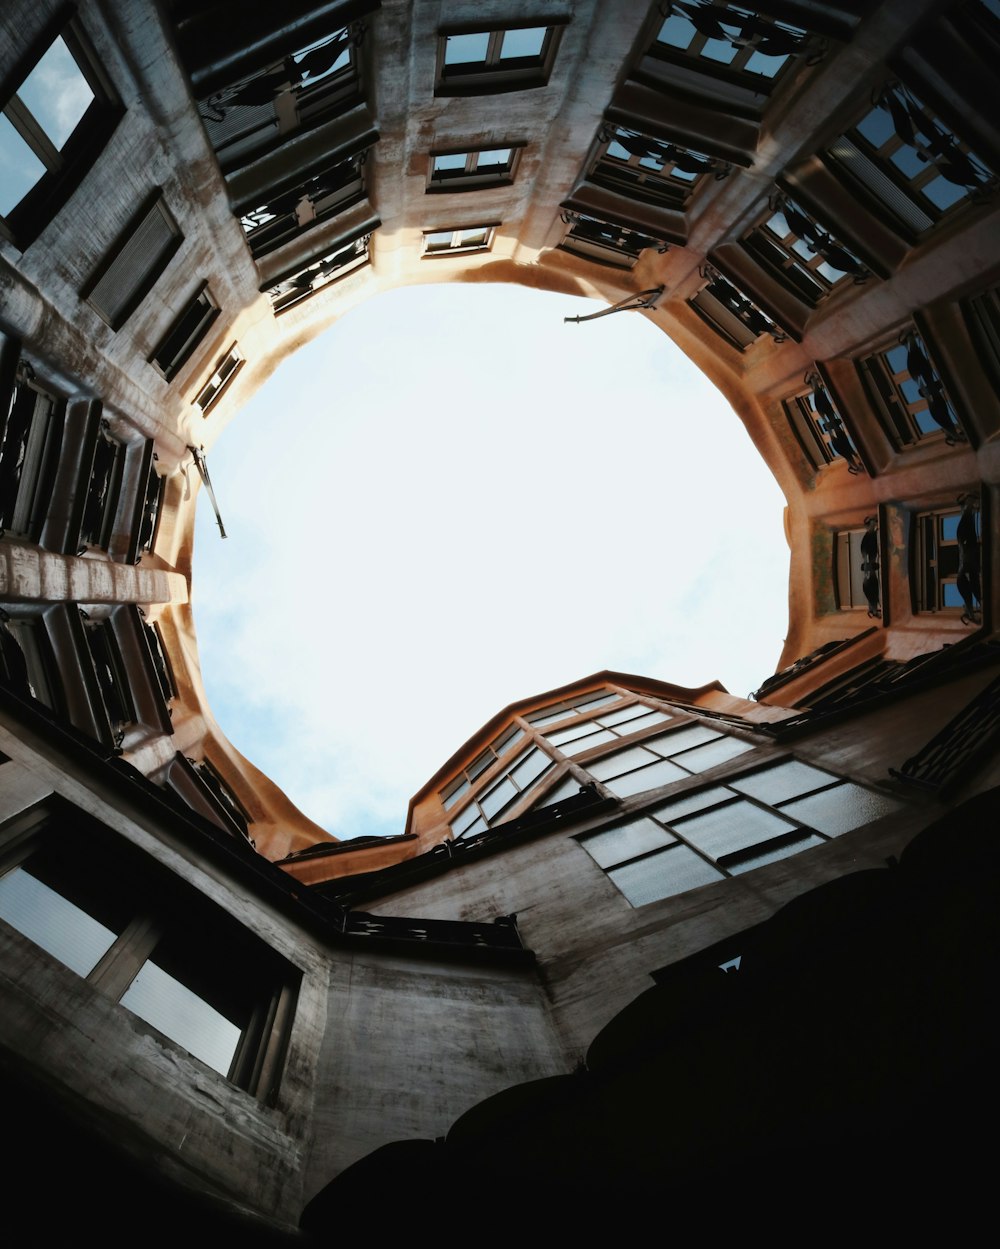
[649,724,719,757]
[608,710,671,736]
[0,866,117,977]
[607,140,630,161]
[120,959,242,1077]
[528,707,574,727]
[433,153,467,171]
[598,703,650,727]
[677,801,796,861]
[780,782,900,835]
[609,845,723,907]
[476,148,511,167]
[914,406,939,435]
[940,514,961,541]
[444,32,490,64]
[509,747,552,790]
[672,736,754,773]
[466,749,493,780]
[455,815,486,839]
[731,760,834,804]
[580,818,675,869]
[546,721,600,748]
[442,777,469,810]
[923,175,966,211]
[651,786,732,824]
[657,15,694,49]
[17,36,94,149]
[559,728,617,757]
[855,106,894,149]
[458,228,488,246]
[603,757,688,798]
[572,691,619,712]
[728,834,823,875]
[587,744,659,780]
[452,802,483,836]
[492,725,525,756]
[889,145,924,179]
[744,50,788,77]
[885,344,908,373]
[499,28,546,59]
[533,773,585,808]
[0,113,47,214]
[942,581,964,607]
[700,37,739,64]
[480,775,518,820]
[424,231,452,249]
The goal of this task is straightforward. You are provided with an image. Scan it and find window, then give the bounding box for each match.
[0,614,62,713]
[689,267,786,350]
[436,24,564,95]
[79,422,125,551]
[128,444,165,560]
[238,154,366,259]
[914,498,983,623]
[835,521,880,616]
[428,146,520,193]
[82,615,134,742]
[578,758,903,906]
[582,724,756,799]
[826,82,997,238]
[264,234,371,314]
[0,808,296,1097]
[524,689,624,727]
[962,284,1000,392]
[197,26,360,173]
[422,224,496,256]
[588,126,728,210]
[441,723,527,810]
[783,375,864,474]
[83,195,182,331]
[742,198,868,306]
[0,361,62,541]
[150,283,220,382]
[448,745,556,839]
[0,17,121,248]
[194,345,244,414]
[858,331,966,447]
[541,704,675,757]
[559,211,666,268]
[650,3,821,90]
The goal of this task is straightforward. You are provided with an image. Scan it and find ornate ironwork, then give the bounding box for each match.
[699,263,786,341]
[877,81,998,203]
[860,515,881,618]
[890,669,1000,796]
[774,195,870,282]
[806,371,864,473]
[198,27,357,123]
[955,493,983,625]
[561,209,670,255]
[902,331,966,443]
[598,124,732,180]
[660,2,827,65]
[564,288,664,323]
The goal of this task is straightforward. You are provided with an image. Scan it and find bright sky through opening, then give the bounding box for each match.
[193,283,789,840]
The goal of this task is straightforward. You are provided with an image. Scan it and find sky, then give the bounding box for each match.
[192,282,790,840]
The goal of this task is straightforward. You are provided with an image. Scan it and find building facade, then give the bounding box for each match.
[1,0,999,1235]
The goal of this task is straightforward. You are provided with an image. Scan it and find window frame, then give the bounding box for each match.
[912,498,983,623]
[263,232,371,314]
[422,223,497,257]
[427,144,522,194]
[196,25,362,174]
[435,22,566,97]
[741,198,869,307]
[578,757,903,907]
[237,150,368,259]
[0,803,297,1100]
[149,282,220,383]
[587,125,728,210]
[825,82,998,241]
[0,13,123,249]
[782,374,864,474]
[857,329,966,449]
[193,344,244,415]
